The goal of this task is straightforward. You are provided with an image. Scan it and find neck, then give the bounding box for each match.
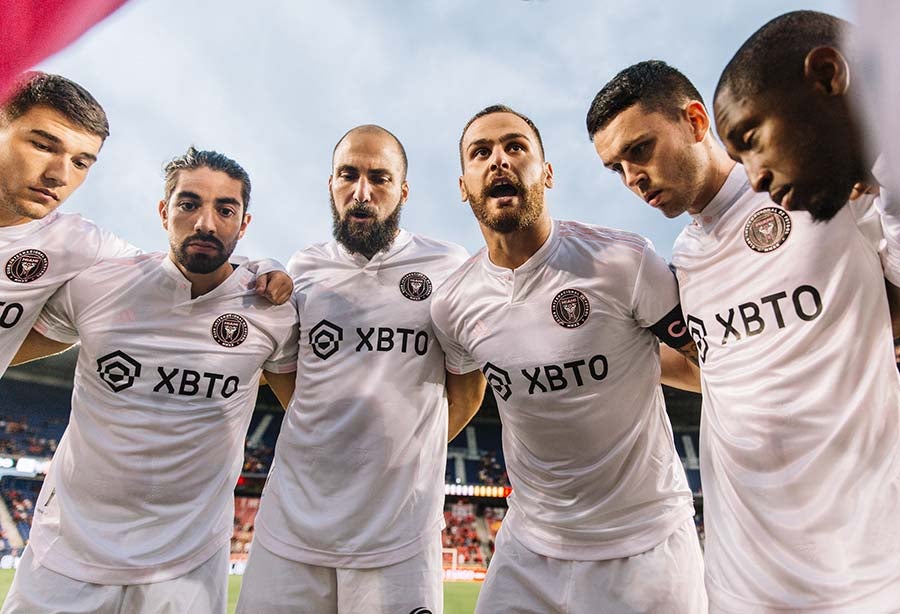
[168,254,234,298]
[481,214,552,270]
[689,143,736,215]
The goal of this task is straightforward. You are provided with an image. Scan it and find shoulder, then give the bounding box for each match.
[430,249,484,312]
[404,232,470,265]
[287,241,335,277]
[556,219,650,255]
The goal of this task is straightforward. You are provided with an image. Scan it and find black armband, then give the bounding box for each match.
[650,304,690,348]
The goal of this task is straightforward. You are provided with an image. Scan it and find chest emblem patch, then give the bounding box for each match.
[744,207,791,253]
[399,271,432,301]
[212,313,249,347]
[551,289,590,328]
[5,249,49,283]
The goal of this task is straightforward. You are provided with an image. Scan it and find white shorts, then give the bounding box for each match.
[236,533,443,614]
[476,517,707,614]
[0,544,229,614]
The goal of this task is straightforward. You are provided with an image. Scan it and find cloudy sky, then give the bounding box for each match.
[39,0,849,263]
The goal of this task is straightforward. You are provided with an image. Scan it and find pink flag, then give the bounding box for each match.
[0,0,128,100]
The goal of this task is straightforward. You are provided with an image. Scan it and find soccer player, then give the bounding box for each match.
[235,125,485,614]
[0,72,291,381]
[430,105,705,613]
[2,147,300,614]
[588,60,900,612]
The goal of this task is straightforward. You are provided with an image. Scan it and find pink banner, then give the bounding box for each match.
[1,0,128,100]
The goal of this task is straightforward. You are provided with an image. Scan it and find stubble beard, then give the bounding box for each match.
[173,233,235,274]
[468,176,545,233]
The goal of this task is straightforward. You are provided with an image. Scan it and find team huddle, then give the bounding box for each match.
[1,9,898,614]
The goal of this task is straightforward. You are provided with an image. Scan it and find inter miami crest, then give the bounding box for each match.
[211,313,249,348]
[5,249,49,283]
[551,289,590,328]
[744,207,791,253]
[399,272,432,301]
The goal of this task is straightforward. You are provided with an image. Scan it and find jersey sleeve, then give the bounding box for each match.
[262,298,300,374]
[244,258,287,277]
[632,241,690,347]
[32,281,80,344]
[430,292,480,375]
[93,227,141,262]
[865,189,900,287]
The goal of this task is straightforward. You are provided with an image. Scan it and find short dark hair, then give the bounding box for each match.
[459,104,545,169]
[332,124,408,180]
[715,11,849,103]
[0,71,109,140]
[586,60,703,139]
[163,146,252,211]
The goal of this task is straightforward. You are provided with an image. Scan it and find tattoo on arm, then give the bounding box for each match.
[675,342,700,367]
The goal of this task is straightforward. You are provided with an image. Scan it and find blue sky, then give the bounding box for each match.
[40,0,849,262]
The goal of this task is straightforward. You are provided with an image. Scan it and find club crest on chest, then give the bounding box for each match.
[399,271,432,301]
[551,289,590,328]
[744,207,791,253]
[5,249,49,283]
[212,313,249,347]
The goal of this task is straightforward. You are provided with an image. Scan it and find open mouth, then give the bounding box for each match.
[488,178,519,199]
[347,207,376,221]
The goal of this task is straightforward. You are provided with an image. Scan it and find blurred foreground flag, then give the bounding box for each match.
[0,0,128,100]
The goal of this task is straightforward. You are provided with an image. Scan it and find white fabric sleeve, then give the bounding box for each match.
[93,227,142,261]
[262,298,300,374]
[33,282,80,344]
[631,241,681,329]
[244,258,287,277]
[868,189,900,287]
[430,295,480,376]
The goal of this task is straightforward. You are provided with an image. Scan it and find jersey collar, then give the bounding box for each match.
[691,164,749,228]
[0,210,61,247]
[160,253,254,302]
[481,218,558,276]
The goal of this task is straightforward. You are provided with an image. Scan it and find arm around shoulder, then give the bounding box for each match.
[262,370,297,410]
[447,369,486,442]
[12,328,74,366]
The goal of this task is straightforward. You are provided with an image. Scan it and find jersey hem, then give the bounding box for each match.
[253,518,442,569]
[30,532,229,585]
[506,502,694,562]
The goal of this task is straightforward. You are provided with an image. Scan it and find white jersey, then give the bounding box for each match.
[253,229,468,568]
[0,211,137,378]
[430,219,695,561]
[30,253,299,585]
[673,165,900,611]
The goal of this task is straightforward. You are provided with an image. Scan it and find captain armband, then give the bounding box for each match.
[649,304,691,349]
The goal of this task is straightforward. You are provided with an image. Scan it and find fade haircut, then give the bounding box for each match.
[459,104,545,169]
[163,146,252,211]
[586,60,704,139]
[332,124,408,180]
[0,71,109,140]
[715,11,849,103]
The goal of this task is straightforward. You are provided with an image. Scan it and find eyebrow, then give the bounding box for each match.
[466,132,530,153]
[30,129,98,162]
[174,190,241,207]
[603,134,648,169]
[335,164,392,177]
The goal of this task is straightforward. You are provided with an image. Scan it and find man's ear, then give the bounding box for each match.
[459,176,469,202]
[158,199,168,229]
[804,46,850,96]
[684,100,711,143]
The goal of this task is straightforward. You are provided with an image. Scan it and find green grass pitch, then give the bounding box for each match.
[0,568,481,613]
